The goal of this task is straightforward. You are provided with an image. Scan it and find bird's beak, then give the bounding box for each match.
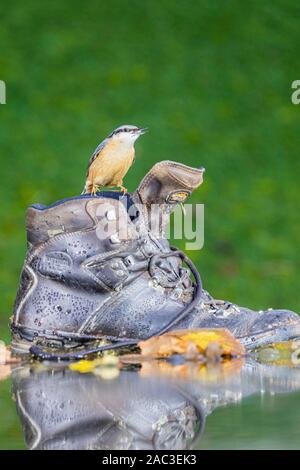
[137,127,148,135]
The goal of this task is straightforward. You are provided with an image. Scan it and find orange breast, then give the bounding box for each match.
[87,144,135,187]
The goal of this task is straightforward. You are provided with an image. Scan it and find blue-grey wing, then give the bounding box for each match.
[86,138,108,176]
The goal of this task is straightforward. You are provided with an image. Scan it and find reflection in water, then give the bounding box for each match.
[11,359,300,450]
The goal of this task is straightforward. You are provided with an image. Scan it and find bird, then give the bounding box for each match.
[82,125,147,195]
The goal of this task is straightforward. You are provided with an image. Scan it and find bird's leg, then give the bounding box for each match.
[116,181,127,195]
[120,186,127,194]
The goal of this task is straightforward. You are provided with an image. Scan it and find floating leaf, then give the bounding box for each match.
[0,340,21,365]
[69,354,119,379]
[255,340,300,366]
[0,365,12,381]
[0,340,21,381]
[138,328,245,359]
[69,359,101,373]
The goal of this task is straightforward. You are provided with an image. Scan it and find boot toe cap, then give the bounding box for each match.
[249,309,300,335]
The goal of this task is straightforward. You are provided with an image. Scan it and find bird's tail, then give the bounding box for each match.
[82,180,91,194]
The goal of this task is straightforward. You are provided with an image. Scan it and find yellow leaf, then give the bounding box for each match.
[256,340,300,366]
[0,365,12,382]
[69,354,119,375]
[69,359,99,373]
[138,328,245,359]
[0,341,21,365]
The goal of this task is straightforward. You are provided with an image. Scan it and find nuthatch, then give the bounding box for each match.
[83,125,147,195]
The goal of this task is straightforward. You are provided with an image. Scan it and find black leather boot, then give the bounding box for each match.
[11,161,300,356]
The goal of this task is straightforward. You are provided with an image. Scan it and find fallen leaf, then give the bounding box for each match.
[0,341,21,365]
[0,365,12,381]
[255,340,300,366]
[69,354,119,378]
[138,328,245,359]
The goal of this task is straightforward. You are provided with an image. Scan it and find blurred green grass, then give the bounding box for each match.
[0,378,24,449]
[0,0,300,346]
[0,1,300,449]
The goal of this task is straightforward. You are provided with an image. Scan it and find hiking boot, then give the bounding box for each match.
[11,161,300,355]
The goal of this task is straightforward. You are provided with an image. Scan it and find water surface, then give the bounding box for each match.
[1,356,300,450]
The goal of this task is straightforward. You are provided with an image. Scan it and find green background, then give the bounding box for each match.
[0,0,300,449]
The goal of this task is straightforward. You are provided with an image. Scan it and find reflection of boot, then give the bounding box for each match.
[12,361,300,450]
[12,367,205,450]
[11,160,300,353]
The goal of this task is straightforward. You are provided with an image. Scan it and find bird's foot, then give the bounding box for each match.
[119,186,127,196]
[91,185,100,196]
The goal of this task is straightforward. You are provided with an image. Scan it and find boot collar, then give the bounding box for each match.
[135,160,204,206]
[31,191,134,211]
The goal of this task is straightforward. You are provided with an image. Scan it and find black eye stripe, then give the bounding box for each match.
[114,127,134,134]
[110,127,138,136]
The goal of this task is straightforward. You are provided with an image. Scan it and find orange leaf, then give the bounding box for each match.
[138,328,245,359]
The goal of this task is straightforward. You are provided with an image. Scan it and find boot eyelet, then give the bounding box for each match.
[151,277,159,287]
[172,288,183,299]
[111,262,120,270]
[123,256,133,267]
[116,270,126,277]
[106,209,116,221]
[110,234,120,244]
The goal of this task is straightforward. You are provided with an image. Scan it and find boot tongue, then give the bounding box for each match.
[135,160,204,206]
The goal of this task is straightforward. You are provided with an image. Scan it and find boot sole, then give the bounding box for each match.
[11,321,300,357]
[10,338,32,356]
[10,324,115,357]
